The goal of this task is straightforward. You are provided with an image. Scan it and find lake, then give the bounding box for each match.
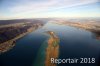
[0,22,100,66]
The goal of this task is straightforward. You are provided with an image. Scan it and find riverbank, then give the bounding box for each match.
[54,21,100,40]
[0,23,43,54]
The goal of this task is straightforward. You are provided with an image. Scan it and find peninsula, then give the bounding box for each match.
[45,31,60,66]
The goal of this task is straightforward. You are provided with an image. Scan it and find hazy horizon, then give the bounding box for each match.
[0,0,100,20]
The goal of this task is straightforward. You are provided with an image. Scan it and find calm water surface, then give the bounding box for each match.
[0,22,100,66]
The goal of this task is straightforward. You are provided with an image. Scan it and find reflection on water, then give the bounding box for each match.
[93,33,100,40]
[33,31,60,66]
[92,33,100,40]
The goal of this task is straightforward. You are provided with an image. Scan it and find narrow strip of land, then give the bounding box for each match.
[45,31,60,66]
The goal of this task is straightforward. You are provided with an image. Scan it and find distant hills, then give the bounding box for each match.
[0,18,50,25]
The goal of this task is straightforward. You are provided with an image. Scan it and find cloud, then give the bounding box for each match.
[8,0,99,14]
[0,0,99,19]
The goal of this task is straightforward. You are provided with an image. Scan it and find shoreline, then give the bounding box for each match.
[54,22,100,40]
[32,31,60,66]
[0,25,41,54]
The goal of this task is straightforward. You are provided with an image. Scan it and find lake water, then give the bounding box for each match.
[0,22,100,66]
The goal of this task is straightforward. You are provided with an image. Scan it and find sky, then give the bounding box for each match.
[0,0,100,20]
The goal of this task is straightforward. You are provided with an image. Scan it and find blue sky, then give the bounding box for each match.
[0,0,100,20]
